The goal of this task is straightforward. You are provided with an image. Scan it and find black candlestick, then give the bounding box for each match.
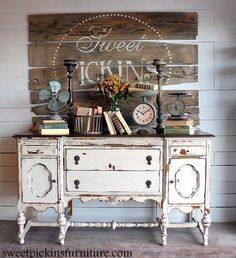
[153,59,167,134]
[64,59,78,134]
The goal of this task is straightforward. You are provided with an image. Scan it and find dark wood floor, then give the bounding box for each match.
[0,221,236,257]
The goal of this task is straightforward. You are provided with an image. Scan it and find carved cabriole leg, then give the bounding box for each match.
[57,213,67,245]
[202,212,211,246]
[160,213,168,246]
[67,200,72,217]
[17,212,26,244]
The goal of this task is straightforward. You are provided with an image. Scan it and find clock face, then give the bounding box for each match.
[167,99,185,117]
[132,103,156,126]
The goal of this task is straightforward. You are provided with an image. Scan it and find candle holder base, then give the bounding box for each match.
[156,126,164,134]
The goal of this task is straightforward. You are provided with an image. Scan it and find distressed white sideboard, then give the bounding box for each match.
[15,132,213,246]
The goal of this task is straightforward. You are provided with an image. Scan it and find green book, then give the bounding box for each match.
[164,128,195,135]
[42,124,68,129]
[165,125,192,130]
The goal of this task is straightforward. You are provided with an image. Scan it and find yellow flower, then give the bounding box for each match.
[114,84,119,93]
[96,74,130,99]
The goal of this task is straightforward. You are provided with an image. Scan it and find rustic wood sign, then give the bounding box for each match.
[28,12,199,124]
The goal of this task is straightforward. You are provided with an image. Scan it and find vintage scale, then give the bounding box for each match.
[167,92,191,119]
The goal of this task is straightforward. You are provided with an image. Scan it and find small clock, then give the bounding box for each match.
[130,89,157,134]
[132,102,157,126]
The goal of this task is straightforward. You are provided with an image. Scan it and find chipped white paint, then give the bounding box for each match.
[21,158,58,203]
[161,137,212,246]
[168,158,205,203]
[21,145,57,156]
[65,148,161,171]
[16,135,212,246]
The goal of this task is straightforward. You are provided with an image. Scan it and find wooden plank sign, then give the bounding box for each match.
[29,12,198,42]
[28,12,199,123]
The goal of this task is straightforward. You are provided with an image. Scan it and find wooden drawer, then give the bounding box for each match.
[168,139,206,146]
[170,146,206,156]
[66,171,160,193]
[65,148,161,171]
[21,145,57,156]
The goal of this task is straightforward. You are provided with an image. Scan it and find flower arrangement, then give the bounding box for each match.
[96,74,130,111]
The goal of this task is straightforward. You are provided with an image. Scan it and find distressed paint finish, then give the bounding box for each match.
[67,171,160,193]
[15,134,213,246]
[161,137,213,246]
[21,145,57,156]
[168,158,206,203]
[65,148,161,170]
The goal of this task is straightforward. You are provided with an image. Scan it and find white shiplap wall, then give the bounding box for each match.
[0,0,236,222]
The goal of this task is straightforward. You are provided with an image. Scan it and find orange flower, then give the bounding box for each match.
[96,74,130,98]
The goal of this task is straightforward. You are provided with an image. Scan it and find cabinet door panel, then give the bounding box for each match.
[21,158,58,203]
[168,158,205,204]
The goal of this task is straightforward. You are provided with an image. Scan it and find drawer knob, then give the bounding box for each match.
[74,180,80,189]
[52,179,56,183]
[146,155,152,165]
[74,155,80,165]
[169,180,174,184]
[146,180,152,188]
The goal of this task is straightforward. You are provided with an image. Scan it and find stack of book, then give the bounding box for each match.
[40,120,69,135]
[103,111,132,135]
[164,118,195,135]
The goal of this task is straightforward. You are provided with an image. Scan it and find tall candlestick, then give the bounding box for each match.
[64,59,78,134]
[153,59,167,134]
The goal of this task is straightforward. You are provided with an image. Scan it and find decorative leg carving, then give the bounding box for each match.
[160,214,168,246]
[190,209,197,222]
[17,212,26,244]
[57,213,67,245]
[202,212,211,246]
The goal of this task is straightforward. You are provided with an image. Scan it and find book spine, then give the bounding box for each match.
[165,120,193,126]
[115,111,132,135]
[43,120,67,125]
[103,112,117,135]
[42,124,68,129]
[86,108,93,132]
[111,114,125,134]
[165,125,192,129]
[40,128,69,135]
[164,128,194,134]
[134,82,158,91]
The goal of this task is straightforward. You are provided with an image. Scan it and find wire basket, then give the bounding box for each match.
[75,115,103,135]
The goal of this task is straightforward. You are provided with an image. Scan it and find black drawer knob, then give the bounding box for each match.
[146,180,152,188]
[146,155,152,165]
[74,155,80,165]
[74,180,80,189]
[169,180,174,184]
